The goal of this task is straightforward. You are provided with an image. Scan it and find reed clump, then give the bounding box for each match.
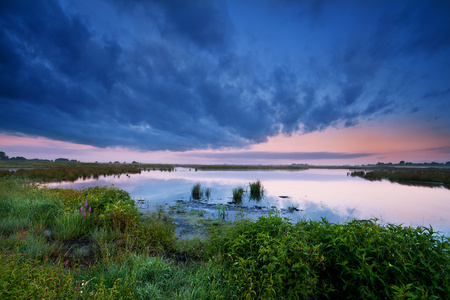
[248,180,265,201]
[232,187,245,204]
[191,183,203,200]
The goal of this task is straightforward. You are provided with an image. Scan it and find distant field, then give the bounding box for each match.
[1,160,449,186]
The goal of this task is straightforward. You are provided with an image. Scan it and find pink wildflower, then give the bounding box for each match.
[80,207,83,212]
[85,200,87,207]
[84,212,86,217]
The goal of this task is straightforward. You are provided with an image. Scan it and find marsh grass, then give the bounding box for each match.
[1,175,449,299]
[248,179,265,201]
[204,187,211,199]
[232,186,245,204]
[350,169,450,188]
[217,204,228,220]
[53,211,93,241]
[191,183,203,200]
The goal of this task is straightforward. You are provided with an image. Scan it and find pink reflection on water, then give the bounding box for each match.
[49,168,450,235]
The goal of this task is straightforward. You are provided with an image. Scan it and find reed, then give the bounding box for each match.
[191,183,203,200]
[232,187,245,204]
[248,180,265,201]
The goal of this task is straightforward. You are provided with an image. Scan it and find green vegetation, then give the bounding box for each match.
[191,183,212,201]
[1,168,449,299]
[206,214,450,299]
[350,168,450,188]
[204,187,211,199]
[232,186,245,204]
[0,161,175,182]
[191,183,203,200]
[249,179,265,201]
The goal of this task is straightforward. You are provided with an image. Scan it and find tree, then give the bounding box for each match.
[399,161,405,165]
[0,151,9,160]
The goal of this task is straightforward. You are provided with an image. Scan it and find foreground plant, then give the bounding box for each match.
[206,215,450,299]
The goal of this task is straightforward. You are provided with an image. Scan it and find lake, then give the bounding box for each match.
[48,168,450,236]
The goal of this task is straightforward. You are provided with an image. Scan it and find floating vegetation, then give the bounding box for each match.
[287,205,300,212]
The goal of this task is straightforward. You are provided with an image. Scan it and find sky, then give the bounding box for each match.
[1,0,449,165]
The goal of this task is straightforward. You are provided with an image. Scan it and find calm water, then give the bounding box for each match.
[48,168,450,235]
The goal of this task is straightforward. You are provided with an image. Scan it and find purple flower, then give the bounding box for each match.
[80,207,83,212]
[89,206,91,212]
[85,200,87,207]
[84,212,86,217]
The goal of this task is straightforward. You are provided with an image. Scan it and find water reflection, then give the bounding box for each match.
[49,168,450,235]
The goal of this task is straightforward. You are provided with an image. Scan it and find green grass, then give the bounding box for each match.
[1,175,449,299]
[248,179,265,201]
[349,168,450,188]
[191,183,203,200]
[232,186,245,204]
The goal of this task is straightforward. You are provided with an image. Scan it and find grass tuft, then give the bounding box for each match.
[248,180,265,201]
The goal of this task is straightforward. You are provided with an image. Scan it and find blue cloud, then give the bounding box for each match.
[0,0,448,151]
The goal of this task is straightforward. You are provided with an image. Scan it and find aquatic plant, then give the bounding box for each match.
[217,204,228,220]
[204,187,211,199]
[232,187,245,204]
[248,180,264,201]
[191,183,203,200]
[287,204,299,212]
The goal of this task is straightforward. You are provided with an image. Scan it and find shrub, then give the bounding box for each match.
[206,215,450,299]
[206,214,330,298]
[295,219,450,298]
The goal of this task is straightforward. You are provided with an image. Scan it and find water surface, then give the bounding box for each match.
[49,168,450,235]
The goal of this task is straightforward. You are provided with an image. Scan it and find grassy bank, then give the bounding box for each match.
[0,162,175,182]
[1,176,449,299]
[350,168,450,188]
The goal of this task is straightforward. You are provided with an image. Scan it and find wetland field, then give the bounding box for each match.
[1,162,449,299]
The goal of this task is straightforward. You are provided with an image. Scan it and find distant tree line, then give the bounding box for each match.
[0,151,78,162]
[375,160,450,166]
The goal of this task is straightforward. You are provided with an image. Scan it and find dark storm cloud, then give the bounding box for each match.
[0,0,449,151]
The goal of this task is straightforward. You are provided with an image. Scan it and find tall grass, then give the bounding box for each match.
[248,179,264,201]
[1,175,449,299]
[232,187,245,204]
[191,183,203,200]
